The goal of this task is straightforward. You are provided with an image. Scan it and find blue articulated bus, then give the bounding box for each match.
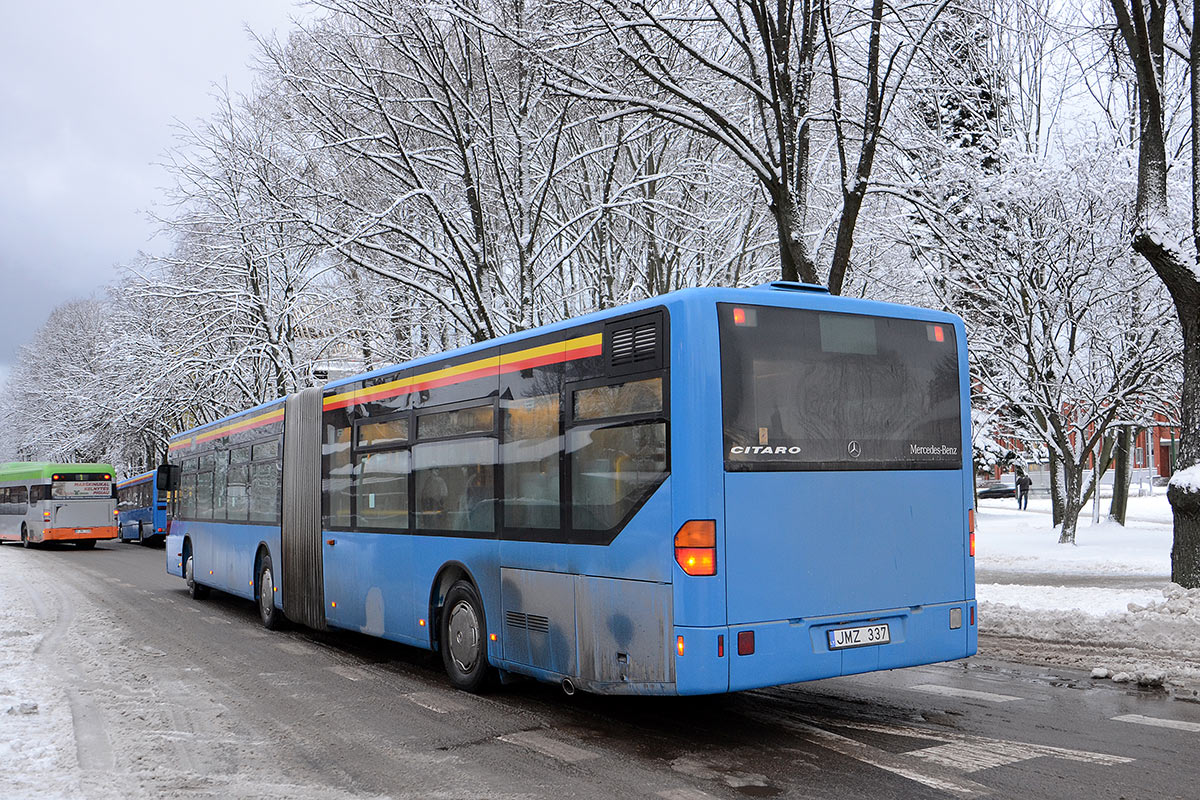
[116,471,169,544]
[165,283,976,695]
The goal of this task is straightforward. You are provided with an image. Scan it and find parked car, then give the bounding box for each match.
[977,480,1016,499]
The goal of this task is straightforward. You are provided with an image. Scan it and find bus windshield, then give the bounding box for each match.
[719,303,962,471]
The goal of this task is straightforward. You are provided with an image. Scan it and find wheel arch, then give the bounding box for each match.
[253,541,274,597]
[428,560,484,650]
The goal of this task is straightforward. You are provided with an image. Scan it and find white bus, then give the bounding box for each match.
[0,462,118,548]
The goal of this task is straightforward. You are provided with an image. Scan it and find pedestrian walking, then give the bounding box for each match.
[1016,472,1033,510]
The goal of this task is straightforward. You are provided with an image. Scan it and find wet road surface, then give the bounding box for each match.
[6,540,1200,799]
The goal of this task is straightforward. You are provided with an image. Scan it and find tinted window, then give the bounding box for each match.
[357,417,409,449]
[574,377,662,420]
[719,304,962,471]
[570,422,666,530]
[418,405,494,439]
[324,424,353,528]
[357,450,409,530]
[502,393,560,529]
[413,439,494,533]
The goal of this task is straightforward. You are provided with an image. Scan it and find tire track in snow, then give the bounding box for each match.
[26,578,116,772]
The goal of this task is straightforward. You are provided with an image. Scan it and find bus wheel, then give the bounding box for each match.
[440,580,491,693]
[185,555,209,600]
[20,525,31,549]
[256,553,283,630]
[137,522,144,543]
[76,540,96,549]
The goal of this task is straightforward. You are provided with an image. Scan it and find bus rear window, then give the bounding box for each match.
[719,304,962,471]
[51,475,115,498]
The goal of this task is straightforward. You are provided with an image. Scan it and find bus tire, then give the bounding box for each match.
[256,553,283,630]
[186,554,209,600]
[137,522,144,543]
[75,540,96,549]
[440,579,491,693]
[20,525,31,549]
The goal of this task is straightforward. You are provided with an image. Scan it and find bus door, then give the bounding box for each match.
[718,304,967,627]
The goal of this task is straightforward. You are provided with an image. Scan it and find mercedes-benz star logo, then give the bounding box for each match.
[847,441,861,458]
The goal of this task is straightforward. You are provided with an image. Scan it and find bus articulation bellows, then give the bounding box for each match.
[0,462,118,548]
[165,284,977,695]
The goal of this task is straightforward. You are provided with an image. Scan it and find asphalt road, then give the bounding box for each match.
[6,540,1200,800]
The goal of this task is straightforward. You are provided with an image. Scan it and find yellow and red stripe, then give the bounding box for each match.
[322,333,601,412]
[168,333,602,451]
[169,407,284,453]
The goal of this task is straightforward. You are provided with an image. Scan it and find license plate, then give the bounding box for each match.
[74,528,92,534]
[828,623,891,650]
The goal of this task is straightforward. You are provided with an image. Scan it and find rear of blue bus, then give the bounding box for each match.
[671,291,976,694]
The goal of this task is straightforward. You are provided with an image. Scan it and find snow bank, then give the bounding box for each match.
[977,584,1163,615]
[980,584,1200,685]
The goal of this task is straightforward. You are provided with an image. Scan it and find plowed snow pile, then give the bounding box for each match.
[976,494,1200,689]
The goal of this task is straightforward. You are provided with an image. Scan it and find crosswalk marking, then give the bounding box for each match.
[326,664,371,682]
[499,730,600,763]
[406,692,466,714]
[1113,714,1200,733]
[908,684,1021,703]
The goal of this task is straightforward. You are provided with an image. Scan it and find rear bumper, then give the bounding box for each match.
[675,600,978,695]
[41,525,118,542]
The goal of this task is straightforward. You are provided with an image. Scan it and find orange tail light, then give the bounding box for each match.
[675,520,717,576]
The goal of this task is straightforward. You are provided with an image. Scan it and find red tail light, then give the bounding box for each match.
[675,520,717,576]
[968,509,975,557]
[969,531,975,558]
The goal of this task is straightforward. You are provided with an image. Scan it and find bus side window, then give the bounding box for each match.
[568,377,667,532]
[324,424,353,528]
[249,439,282,524]
[413,404,496,533]
[227,445,251,521]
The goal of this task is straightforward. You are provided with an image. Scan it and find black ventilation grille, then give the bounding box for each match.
[505,610,550,633]
[605,311,663,374]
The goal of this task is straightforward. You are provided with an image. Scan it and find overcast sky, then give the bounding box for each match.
[0,0,306,384]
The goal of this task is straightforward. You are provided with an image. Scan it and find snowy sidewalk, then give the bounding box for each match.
[975,495,1200,691]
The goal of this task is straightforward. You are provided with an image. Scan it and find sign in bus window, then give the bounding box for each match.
[719,304,961,471]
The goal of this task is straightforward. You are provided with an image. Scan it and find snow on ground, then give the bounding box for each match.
[0,547,386,800]
[977,494,1172,576]
[975,493,1200,689]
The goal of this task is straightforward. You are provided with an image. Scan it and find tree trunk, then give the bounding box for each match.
[1110,425,1132,524]
[1058,464,1084,544]
[771,186,818,285]
[1171,310,1200,585]
[1049,449,1064,526]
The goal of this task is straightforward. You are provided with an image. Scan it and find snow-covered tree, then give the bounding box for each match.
[915,146,1179,544]
[1106,0,1200,586]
